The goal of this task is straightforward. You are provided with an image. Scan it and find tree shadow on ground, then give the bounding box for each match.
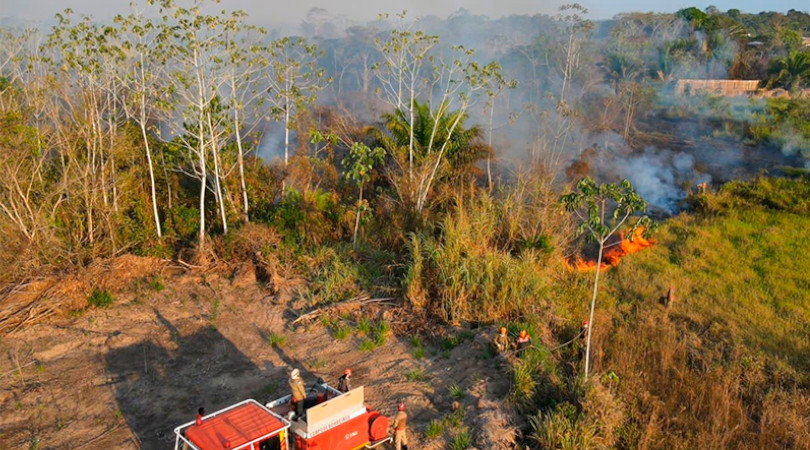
[106,313,266,449]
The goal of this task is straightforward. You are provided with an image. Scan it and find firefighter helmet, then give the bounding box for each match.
[398,402,406,411]
[499,327,507,334]
[291,368,300,379]
[345,368,352,376]
[519,329,527,338]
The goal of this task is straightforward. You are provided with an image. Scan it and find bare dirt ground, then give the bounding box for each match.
[0,256,519,449]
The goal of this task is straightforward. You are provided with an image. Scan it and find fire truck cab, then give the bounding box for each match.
[174,381,391,450]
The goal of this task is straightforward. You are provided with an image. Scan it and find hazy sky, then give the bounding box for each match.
[1,0,808,23]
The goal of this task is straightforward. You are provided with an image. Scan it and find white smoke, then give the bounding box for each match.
[616,148,711,214]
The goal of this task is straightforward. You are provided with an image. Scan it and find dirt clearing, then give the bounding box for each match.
[0,257,519,449]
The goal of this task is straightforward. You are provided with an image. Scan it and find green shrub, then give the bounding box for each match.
[273,187,345,245]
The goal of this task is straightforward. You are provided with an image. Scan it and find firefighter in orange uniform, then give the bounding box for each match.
[494,327,509,353]
[515,329,532,356]
[392,402,408,450]
[289,368,306,419]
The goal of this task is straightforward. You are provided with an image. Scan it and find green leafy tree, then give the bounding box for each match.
[342,142,385,247]
[560,177,649,379]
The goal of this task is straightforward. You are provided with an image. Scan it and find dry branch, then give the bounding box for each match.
[0,283,59,334]
[291,295,397,325]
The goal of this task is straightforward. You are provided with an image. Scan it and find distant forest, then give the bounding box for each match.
[1,2,810,276]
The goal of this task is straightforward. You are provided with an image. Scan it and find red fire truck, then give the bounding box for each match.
[174,381,391,450]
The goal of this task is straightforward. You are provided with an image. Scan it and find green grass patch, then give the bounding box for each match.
[449,430,471,450]
[449,383,464,400]
[355,319,389,350]
[356,317,373,335]
[266,332,286,347]
[424,419,443,439]
[149,275,165,291]
[358,338,378,352]
[87,288,113,308]
[405,368,426,382]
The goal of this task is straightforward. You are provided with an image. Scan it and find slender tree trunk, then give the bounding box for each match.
[159,147,172,210]
[198,138,207,249]
[140,120,162,237]
[139,55,162,237]
[623,88,634,140]
[353,183,363,249]
[108,108,119,214]
[408,80,415,180]
[230,78,249,222]
[284,110,291,166]
[487,99,495,191]
[584,240,604,379]
[206,110,228,234]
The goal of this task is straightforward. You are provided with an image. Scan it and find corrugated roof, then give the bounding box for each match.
[186,402,285,450]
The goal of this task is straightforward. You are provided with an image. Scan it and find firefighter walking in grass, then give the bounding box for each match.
[392,402,408,450]
[494,327,510,353]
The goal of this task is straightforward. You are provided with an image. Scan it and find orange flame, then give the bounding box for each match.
[564,227,654,271]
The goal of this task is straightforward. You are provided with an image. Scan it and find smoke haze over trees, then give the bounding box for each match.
[3,2,810,448]
[2,1,810,264]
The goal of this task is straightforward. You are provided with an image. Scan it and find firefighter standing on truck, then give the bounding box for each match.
[338,368,352,393]
[392,402,408,450]
[289,368,306,419]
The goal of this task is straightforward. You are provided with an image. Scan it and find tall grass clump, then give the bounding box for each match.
[301,245,365,305]
[404,189,562,323]
[529,403,596,450]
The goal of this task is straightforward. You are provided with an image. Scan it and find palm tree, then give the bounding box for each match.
[373,100,491,216]
[380,100,489,178]
[766,51,810,91]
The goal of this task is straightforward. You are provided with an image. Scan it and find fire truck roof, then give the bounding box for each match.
[186,401,286,450]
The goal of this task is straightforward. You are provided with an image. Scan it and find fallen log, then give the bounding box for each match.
[291,295,397,325]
